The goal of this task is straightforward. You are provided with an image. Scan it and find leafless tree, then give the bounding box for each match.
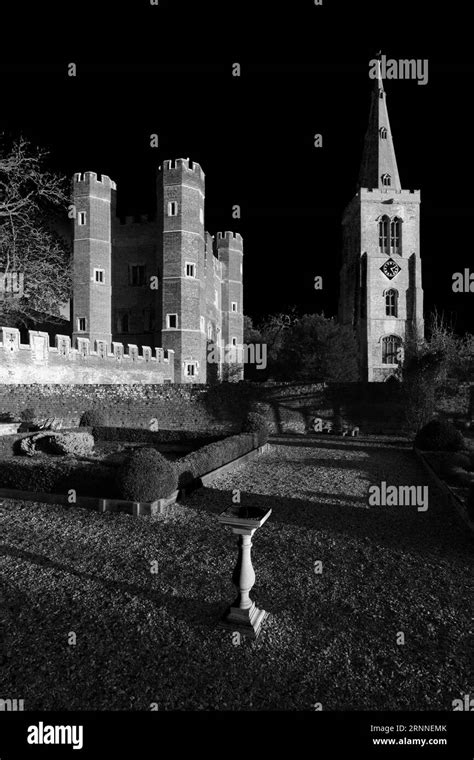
[0,135,71,327]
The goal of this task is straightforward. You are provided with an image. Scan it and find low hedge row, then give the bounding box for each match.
[91,426,223,446]
[0,458,117,498]
[175,433,256,489]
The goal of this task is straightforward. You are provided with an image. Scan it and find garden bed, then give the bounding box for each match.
[1,435,471,710]
[0,428,266,513]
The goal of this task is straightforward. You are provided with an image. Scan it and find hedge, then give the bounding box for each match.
[176,433,256,489]
[414,419,465,452]
[0,458,117,497]
[116,448,177,502]
[91,426,223,447]
[0,431,263,502]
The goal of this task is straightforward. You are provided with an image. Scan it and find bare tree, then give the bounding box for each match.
[0,135,71,327]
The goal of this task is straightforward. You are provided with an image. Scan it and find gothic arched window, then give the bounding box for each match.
[390,217,401,254]
[382,335,402,364]
[378,215,390,254]
[380,127,388,139]
[385,289,398,317]
[381,173,391,186]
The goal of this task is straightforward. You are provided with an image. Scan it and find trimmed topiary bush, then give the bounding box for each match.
[48,432,95,457]
[414,419,465,452]
[80,409,111,427]
[19,408,37,423]
[116,447,177,502]
[242,412,269,446]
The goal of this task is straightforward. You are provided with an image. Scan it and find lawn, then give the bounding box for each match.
[1,435,472,710]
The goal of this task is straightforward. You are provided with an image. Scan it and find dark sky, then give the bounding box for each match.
[1,0,473,333]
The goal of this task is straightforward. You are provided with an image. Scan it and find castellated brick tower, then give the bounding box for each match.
[72,172,116,348]
[217,232,244,381]
[159,159,207,383]
[338,61,424,382]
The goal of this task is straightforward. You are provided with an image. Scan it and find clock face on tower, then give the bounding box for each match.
[380,258,401,280]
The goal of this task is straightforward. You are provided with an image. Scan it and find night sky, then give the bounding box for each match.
[1,0,473,333]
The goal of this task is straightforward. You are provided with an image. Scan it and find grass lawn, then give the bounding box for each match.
[1,435,472,710]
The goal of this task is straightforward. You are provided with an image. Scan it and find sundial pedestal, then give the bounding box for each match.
[218,506,272,640]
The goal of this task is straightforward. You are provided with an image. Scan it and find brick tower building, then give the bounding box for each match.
[72,159,244,383]
[338,64,424,381]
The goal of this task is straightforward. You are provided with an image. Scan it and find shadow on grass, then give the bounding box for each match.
[190,484,474,563]
[0,543,225,631]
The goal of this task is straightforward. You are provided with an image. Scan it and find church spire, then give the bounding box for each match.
[358,53,401,191]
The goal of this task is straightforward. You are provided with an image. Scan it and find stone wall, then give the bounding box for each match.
[0,327,174,384]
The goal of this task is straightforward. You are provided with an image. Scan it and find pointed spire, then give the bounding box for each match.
[358,52,401,191]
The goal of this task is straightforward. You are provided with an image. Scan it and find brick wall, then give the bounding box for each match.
[0,381,470,434]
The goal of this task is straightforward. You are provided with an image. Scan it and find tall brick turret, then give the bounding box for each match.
[217,232,244,380]
[72,172,116,348]
[159,159,207,383]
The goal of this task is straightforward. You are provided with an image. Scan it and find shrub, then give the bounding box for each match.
[20,408,37,422]
[0,458,115,496]
[93,426,221,446]
[176,433,255,489]
[48,432,95,457]
[80,409,111,427]
[414,419,465,452]
[242,412,269,446]
[116,448,177,502]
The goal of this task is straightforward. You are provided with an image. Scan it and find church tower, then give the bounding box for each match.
[338,59,424,381]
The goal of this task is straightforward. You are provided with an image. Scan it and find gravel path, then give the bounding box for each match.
[1,435,472,711]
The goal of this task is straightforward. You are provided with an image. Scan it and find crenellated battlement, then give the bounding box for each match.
[161,158,205,182]
[359,187,420,202]
[0,327,174,384]
[215,232,244,259]
[73,172,117,190]
[216,231,243,250]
